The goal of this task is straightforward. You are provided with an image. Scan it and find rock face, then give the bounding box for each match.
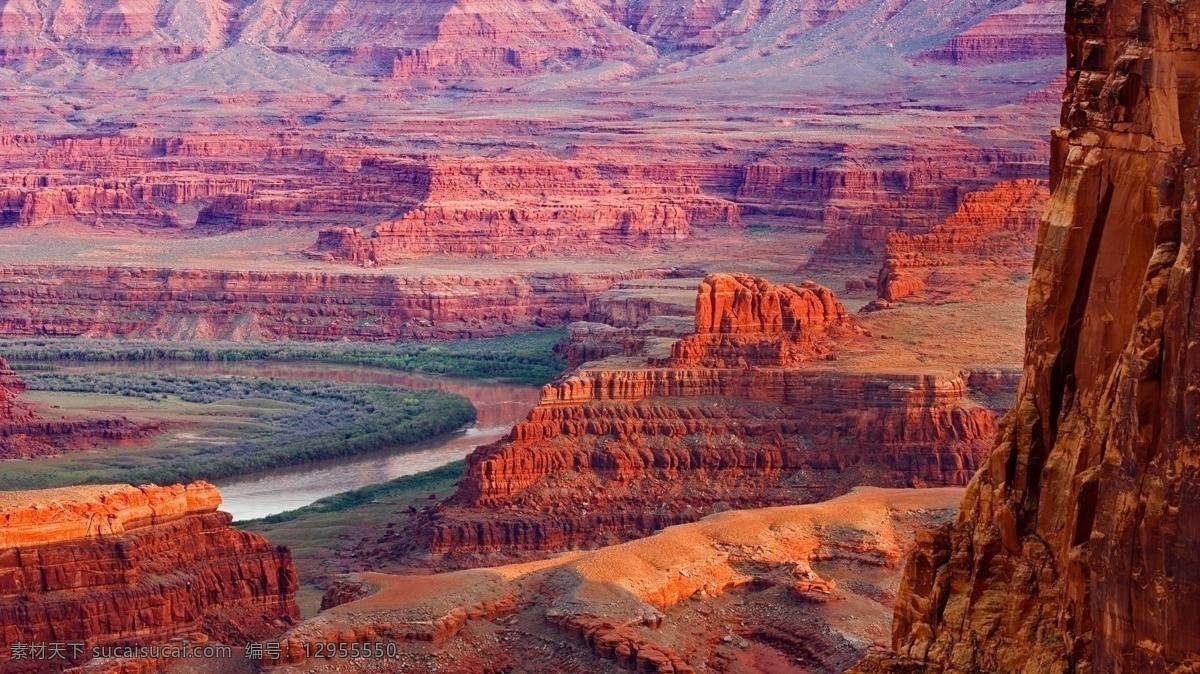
[311,158,740,261]
[0,134,1046,265]
[420,275,1004,558]
[0,482,300,672]
[922,1,1064,64]
[875,180,1049,303]
[0,265,688,341]
[0,357,152,459]
[855,2,1200,672]
[0,357,30,423]
[271,488,964,674]
[807,145,1049,260]
[669,273,849,367]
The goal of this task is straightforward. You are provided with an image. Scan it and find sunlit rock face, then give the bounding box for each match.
[421,275,1004,559]
[0,482,300,672]
[854,2,1200,672]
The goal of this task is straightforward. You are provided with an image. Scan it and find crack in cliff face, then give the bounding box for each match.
[852,1,1200,672]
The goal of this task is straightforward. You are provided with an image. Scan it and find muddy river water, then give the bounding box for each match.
[44,361,541,521]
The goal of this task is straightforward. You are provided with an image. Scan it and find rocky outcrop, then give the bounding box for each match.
[0,265,689,341]
[0,482,300,672]
[875,180,1049,303]
[803,145,1050,260]
[922,1,1064,65]
[311,158,740,261]
[272,488,963,674]
[0,357,30,423]
[855,1,1200,672]
[419,275,1004,557]
[428,366,995,555]
[668,273,849,367]
[0,133,1046,266]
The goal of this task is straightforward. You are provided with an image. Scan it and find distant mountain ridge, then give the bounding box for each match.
[0,0,1061,79]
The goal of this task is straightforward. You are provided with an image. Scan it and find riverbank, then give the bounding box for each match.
[241,462,467,616]
[6,359,541,518]
[5,370,475,491]
[0,331,567,385]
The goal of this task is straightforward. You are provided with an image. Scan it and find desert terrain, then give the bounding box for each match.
[0,0,1080,672]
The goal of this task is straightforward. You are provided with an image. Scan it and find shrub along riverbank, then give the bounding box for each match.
[7,372,475,490]
[0,330,567,385]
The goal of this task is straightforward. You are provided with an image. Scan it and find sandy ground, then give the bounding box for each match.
[270,486,964,673]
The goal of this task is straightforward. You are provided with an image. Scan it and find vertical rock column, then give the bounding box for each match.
[865,2,1200,672]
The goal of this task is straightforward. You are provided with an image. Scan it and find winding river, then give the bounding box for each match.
[42,361,541,521]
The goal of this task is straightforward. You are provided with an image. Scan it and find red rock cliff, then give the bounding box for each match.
[0,265,686,341]
[312,157,740,261]
[855,2,1200,671]
[0,482,300,673]
[875,179,1049,303]
[420,276,1002,558]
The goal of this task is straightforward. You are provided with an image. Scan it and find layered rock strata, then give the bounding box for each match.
[312,157,740,261]
[269,488,963,674]
[668,272,849,367]
[875,179,1049,303]
[421,275,1004,556]
[0,482,300,673]
[922,1,1064,65]
[855,1,1200,671]
[0,265,689,341]
[0,134,1046,265]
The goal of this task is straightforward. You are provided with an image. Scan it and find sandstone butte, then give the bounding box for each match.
[0,357,152,459]
[851,0,1200,672]
[0,481,300,673]
[265,487,964,673]
[920,0,1064,65]
[872,179,1051,305]
[413,273,1010,560]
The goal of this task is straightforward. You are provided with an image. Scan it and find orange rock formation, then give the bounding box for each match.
[855,1,1200,671]
[312,158,740,261]
[0,265,694,341]
[268,488,963,674]
[669,273,849,367]
[875,179,1049,303]
[0,482,300,673]
[416,275,1002,558]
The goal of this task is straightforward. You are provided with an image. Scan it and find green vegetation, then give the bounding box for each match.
[0,331,567,385]
[5,373,475,490]
[245,460,465,525]
[241,461,467,617]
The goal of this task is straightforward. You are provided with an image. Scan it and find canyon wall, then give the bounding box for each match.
[800,145,1048,259]
[0,265,690,341]
[874,179,1049,304]
[420,275,1008,558]
[855,1,1200,671]
[311,157,740,261]
[0,482,300,673]
[0,133,1044,264]
[922,1,1064,64]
